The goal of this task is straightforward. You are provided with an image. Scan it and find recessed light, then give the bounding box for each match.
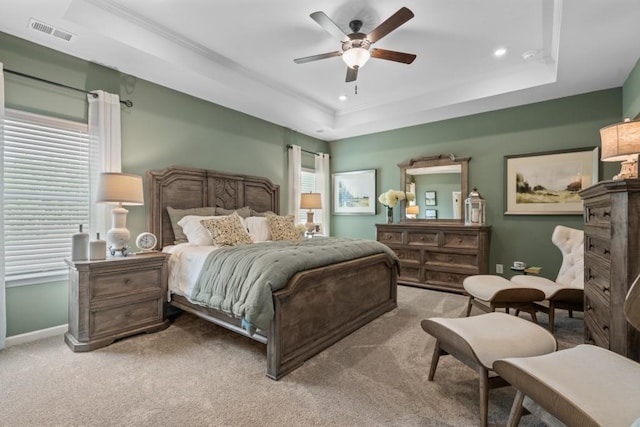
[338,95,347,101]
[494,47,507,57]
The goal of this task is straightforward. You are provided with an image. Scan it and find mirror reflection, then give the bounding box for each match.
[399,154,469,222]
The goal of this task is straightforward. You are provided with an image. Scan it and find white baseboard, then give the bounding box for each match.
[6,324,67,347]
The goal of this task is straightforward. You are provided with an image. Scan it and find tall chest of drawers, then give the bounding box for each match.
[376,223,490,293]
[580,180,640,362]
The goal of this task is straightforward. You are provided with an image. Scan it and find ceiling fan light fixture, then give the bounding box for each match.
[342,47,371,69]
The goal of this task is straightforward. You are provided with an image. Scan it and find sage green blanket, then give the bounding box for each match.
[190,237,399,333]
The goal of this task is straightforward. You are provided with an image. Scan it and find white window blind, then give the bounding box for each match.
[3,108,89,285]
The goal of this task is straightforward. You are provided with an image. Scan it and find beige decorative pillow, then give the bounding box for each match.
[167,206,217,244]
[266,214,301,241]
[200,212,252,247]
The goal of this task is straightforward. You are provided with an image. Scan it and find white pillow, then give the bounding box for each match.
[177,215,218,245]
[245,216,272,242]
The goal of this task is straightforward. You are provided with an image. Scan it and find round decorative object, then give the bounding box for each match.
[135,232,157,252]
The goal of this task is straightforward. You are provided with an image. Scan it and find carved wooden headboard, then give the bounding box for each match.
[146,165,280,248]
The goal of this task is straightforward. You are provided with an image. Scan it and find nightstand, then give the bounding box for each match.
[64,252,170,352]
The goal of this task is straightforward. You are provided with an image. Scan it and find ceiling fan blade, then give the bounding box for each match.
[346,67,358,83]
[367,7,414,44]
[310,11,350,42]
[294,51,342,64]
[371,48,416,64]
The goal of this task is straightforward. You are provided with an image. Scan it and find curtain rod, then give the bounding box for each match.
[3,68,133,107]
[286,144,329,157]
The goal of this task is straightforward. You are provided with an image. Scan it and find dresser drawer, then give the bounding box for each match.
[585,313,610,349]
[584,288,610,338]
[92,268,162,300]
[407,232,438,246]
[584,199,611,227]
[584,256,611,301]
[442,232,478,249]
[91,298,163,337]
[394,248,421,263]
[398,265,421,283]
[424,269,467,289]
[584,234,611,262]
[377,231,403,244]
[426,251,478,268]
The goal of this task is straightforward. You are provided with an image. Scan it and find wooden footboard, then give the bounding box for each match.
[268,253,398,379]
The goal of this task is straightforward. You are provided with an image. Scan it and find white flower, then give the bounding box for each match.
[378,189,414,208]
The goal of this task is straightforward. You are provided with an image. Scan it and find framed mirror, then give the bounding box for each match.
[399,154,469,222]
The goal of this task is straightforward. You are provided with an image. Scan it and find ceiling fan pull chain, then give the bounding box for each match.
[355,84,358,95]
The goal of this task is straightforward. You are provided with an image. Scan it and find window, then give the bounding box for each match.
[299,168,322,229]
[3,108,89,286]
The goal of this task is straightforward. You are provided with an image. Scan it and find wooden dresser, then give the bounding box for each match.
[376,223,490,293]
[580,180,640,362]
[65,252,170,352]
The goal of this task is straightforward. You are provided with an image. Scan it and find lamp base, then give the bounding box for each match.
[613,157,638,180]
[305,210,315,234]
[107,206,131,256]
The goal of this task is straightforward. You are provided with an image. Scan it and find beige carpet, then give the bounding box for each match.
[0,286,582,427]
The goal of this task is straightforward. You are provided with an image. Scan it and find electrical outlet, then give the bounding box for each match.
[496,264,503,274]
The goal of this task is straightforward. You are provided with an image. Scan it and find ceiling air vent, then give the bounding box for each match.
[28,18,74,42]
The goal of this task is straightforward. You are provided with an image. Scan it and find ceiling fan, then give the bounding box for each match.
[294,7,417,83]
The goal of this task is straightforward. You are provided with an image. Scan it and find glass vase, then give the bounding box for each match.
[386,206,394,224]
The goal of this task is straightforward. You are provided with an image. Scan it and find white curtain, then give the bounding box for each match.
[88,91,122,240]
[287,145,302,223]
[0,62,6,350]
[315,153,330,236]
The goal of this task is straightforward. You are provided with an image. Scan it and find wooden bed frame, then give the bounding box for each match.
[146,165,398,380]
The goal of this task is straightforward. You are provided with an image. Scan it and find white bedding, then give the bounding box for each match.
[163,243,219,299]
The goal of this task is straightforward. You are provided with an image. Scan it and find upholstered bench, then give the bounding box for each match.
[463,274,545,321]
[494,344,640,427]
[421,312,557,427]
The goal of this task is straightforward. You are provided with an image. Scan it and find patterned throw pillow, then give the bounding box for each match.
[200,212,252,247]
[266,214,301,241]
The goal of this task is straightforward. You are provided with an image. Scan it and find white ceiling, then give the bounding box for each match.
[1,0,640,141]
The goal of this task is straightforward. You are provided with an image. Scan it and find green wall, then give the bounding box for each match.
[0,32,326,336]
[329,89,621,281]
[623,56,640,120]
[1,30,638,337]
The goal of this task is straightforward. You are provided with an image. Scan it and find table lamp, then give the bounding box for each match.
[600,118,640,180]
[406,205,419,218]
[96,172,144,255]
[300,192,322,234]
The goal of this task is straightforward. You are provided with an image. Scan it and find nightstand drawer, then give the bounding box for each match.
[92,268,162,299]
[92,298,163,337]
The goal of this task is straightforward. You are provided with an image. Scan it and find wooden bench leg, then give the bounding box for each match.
[465,297,474,317]
[506,390,525,427]
[428,340,445,381]
[479,368,489,427]
[547,303,555,333]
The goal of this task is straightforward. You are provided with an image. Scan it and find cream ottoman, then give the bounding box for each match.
[421,312,557,427]
[463,274,546,321]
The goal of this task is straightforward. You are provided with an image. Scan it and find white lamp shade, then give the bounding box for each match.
[342,47,371,69]
[300,192,322,209]
[96,173,144,205]
[600,119,640,161]
[406,205,419,215]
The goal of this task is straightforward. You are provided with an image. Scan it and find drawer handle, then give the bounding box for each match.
[588,211,595,219]
[588,243,594,250]
[586,304,593,311]
[602,286,610,294]
[603,249,610,255]
[603,210,610,217]
[125,279,132,285]
[603,324,609,331]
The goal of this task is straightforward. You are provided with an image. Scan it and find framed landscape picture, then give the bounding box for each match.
[504,147,599,215]
[332,169,377,215]
[425,209,437,219]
